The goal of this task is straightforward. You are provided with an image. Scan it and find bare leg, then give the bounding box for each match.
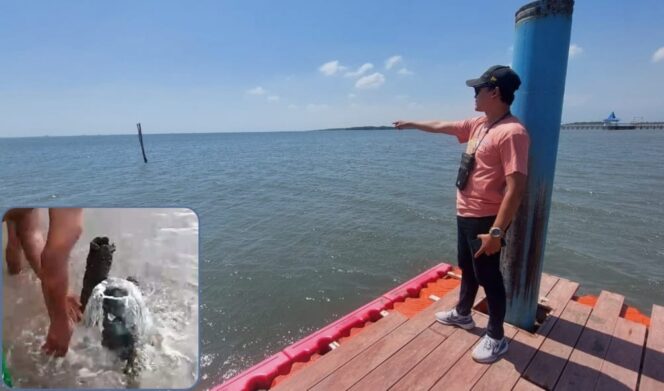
[14,209,46,279]
[5,220,24,274]
[40,208,83,357]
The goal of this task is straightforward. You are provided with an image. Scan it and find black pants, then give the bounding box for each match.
[456,215,506,339]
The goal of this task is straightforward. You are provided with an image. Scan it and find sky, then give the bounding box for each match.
[1,0,663,137]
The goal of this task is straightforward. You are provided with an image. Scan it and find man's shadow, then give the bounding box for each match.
[496,311,661,390]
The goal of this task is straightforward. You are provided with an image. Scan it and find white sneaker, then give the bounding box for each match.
[472,334,509,363]
[434,308,475,330]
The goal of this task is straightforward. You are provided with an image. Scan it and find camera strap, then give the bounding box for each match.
[470,111,512,155]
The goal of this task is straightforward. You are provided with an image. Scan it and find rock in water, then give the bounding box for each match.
[80,237,116,311]
[79,237,152,371]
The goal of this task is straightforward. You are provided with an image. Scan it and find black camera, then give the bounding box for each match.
[456,152,476,190]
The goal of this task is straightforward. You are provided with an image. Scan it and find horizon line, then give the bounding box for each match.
[0,126,398,139]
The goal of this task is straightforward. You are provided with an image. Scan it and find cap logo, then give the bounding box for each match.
[490,76,497,82]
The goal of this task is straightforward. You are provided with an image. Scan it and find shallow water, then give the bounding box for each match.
[2,208,198,388]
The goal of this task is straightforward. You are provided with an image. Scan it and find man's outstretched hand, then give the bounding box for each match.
[393,120,410,130]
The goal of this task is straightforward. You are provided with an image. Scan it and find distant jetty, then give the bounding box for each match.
[561,121,664,130]
[562,112,664,130]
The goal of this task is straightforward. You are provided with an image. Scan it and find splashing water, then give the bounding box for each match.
[83,277,153,343]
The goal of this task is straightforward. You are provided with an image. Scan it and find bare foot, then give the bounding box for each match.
[42,317,74,357]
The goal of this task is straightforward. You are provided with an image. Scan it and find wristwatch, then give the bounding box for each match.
[489,227,503,239]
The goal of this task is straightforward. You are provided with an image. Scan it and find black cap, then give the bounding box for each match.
[466,65,521,94]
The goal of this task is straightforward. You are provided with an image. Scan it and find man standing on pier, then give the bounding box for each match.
[393,65,529,363]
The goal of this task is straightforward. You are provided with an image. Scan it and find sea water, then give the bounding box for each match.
[1,129,663,389]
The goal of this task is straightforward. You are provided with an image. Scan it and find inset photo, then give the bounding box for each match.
[2,208,198,389]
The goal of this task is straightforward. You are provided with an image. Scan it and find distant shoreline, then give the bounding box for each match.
[5,123,664,139]
[0,126,398,139]
[316,126,395,131]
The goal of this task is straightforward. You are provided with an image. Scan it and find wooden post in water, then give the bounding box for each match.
[136,122,148,163]
[502,0,574,331]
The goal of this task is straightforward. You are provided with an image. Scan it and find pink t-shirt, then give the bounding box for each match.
[448,115,530,217]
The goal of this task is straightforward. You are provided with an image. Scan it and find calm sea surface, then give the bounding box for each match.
[1,128,663,389]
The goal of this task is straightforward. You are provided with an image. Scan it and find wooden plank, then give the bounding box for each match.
[429,286,487,336]
[272,311,408,390]
[390,275,555,391]
[594,317,646,390]
[390,314,489,391]
[523,300,591,389]
[539,273,561,300]
[640,304,664,391]
[554,290,624,390]
[430,313,519,391]
[512,378,544,391]
[412,285,486,336]
[348,328,446,391]
[309,285,466,391]
[471,278,579,391]
[536,277,577,337]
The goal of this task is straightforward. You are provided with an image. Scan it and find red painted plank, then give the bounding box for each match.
[272,311,407,390]
[348,328,447,391]
[309,285,464,391]
[513,377,544,391]
[555,290,624,390]
[523,300,591,389]
[430,314,518,391]
[390,315,489,391]
[640,304,664,391]
[471,277,577,391]
[594,317,646,390]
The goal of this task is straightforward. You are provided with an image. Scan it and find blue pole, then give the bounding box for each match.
[502,0,574,330]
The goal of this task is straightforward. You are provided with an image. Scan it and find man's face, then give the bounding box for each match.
[474,85,496,112]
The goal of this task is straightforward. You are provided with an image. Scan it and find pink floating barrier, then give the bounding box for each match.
[382,263,452,305]
[282,296,389,362]
[212,352,291,391]
[213,262,452,391]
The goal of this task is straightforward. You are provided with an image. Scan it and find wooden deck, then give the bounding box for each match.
[273,274,664,390]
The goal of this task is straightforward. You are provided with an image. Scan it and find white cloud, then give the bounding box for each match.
[397,68,414,75]
[288,104,298,110]
[385,55,402,70]
[306,103,329,112]
[348,93,356,99]
[345,63,374,78]
[569,44,583,59]
[267,95,280,102]
[246,86,267,95]
[652,47,664,63]
[319,60,347,76]
[355,72,386,89]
